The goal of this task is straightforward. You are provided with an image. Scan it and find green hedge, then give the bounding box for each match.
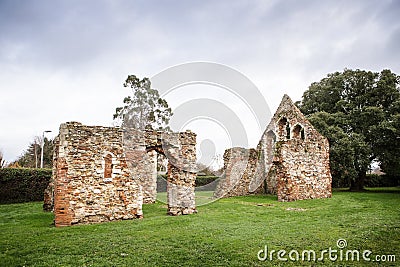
[195,176,219,187]
[156,175,219,192]
[0,168,52,204]
[365,174,399,187]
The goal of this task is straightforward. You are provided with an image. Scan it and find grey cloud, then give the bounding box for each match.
[0,0,399,162]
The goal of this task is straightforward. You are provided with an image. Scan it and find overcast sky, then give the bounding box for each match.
[0,0,399,163]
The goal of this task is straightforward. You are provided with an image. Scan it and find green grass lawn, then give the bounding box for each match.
[0,188,399,266]
[157,190,215,206]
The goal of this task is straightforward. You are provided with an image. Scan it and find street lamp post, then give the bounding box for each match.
[40,130,52,168]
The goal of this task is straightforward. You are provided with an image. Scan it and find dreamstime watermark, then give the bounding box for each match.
[257,239,396,263]
[147,62,272,204]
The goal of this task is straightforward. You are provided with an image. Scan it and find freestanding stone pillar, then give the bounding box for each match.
[164,131,197,215]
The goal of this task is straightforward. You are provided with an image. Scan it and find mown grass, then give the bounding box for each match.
[157,190,214,206]
[0,188,399,266]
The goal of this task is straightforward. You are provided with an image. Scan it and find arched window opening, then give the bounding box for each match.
[293,125,301,139]
[104,154,113,178]
[293,124,306,141]
[278,117,290,140]
[286,123,291,140]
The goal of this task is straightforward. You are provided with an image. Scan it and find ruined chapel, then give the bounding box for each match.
[44,94,332,227]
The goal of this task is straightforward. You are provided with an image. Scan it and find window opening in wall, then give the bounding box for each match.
[293,124,305,140]
[278,117,290,140]
[286,123,290,140]
[104,154,112,178]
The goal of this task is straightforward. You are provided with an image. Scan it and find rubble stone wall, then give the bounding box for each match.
[43,136,59,211]
[146,131,197,215]
[265,94,332,201]
[49,122,197,226]
[216,95,332,202]
[52,122,143,227]
[214,148,264,198]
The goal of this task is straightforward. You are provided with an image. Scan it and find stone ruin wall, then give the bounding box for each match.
[46,122,197,227]
[215,95,332,202]
[263,95,332,201]
[214,148,264,198]
[164,132,197,215]
[122,128,159,205]
[50,122,143,226]
[144,130,197,215]
[43,136,59,212]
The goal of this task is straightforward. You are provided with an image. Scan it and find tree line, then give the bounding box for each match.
[3,137,54,169]
[116,71,399,191]
[297,69,400,190]
[3,69,399,191]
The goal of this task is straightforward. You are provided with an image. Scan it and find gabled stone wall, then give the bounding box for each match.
[215,95,332,202]
[263,95,332,201]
